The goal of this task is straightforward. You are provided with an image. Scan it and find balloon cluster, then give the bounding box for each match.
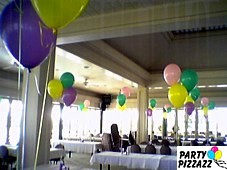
[116,87,131,111]
[164,64,200,115]
[0,0,89,70]
[48,72,77,106]
[162,104,172,119]
[146,99,157,117]
[0,0,56,70]
[207,146,222,160]
[79,99,91,111]
[201,97,215,119]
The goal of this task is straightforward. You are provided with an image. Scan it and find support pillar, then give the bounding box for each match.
[136,86,149,144]
[19,54,55,169]
[195,108,199,139]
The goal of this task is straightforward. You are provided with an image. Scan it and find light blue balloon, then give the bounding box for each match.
[207,150,215,160]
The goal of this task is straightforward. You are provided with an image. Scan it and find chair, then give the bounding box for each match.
[160,145,171,155]
[129,131,136,145]
[216,140,225,146]
[190,140,199,146]
[145,144,156,154]
[0,145,16,170]
[130,144,141,153]
[110,124,121,152]
[0,145,8,169]
[101,133,114,151]
[161,139,170,146]
[50,144,65,164]
[151,139,160,145]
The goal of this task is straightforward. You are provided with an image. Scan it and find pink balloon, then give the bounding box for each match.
[84,99,90,108]
[121,87,131,97]
[201,97,209,106]
[164,104,171,109]
[211,146,218,153]
[163,64,181,86]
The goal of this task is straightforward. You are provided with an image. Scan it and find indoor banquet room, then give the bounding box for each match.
[0,0,227,170]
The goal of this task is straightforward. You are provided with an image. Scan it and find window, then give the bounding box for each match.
[102,108,138,136]
[51,104,101,140]
[0,99,10,145]
[0,98,22,145]
[9,100,23,145]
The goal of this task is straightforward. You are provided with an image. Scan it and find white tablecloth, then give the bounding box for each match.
[49,148,66,160]
[52,140,102,154]
[90,151,177,169]
[128,145,177,155]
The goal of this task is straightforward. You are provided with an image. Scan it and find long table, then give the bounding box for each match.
[90,151,177,170]
[52,140,102,155]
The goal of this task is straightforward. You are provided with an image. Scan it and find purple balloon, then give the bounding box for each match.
[184,102,195,115]
[147,108,152,117]
[0,0,56,69]
[62,87,77,106]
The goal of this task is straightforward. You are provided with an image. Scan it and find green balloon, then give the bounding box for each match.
[79,103,84,110]
[180,69,198,92]
[208,101,215,110]
[150,99,157,108]
[190,87,200,101]
[60,72,75,88]
[167,107,172,113]
[117,94,126,106]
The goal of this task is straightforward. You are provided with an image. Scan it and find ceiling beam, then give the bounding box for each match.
[59,43,148,86]
[57,0,227,45]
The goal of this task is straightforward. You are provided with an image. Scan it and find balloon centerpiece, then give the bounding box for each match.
[48,72,77,107]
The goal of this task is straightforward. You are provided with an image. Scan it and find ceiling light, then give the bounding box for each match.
[154,87,163,90]
[208,85,216,88]
[84,65,90,69]
[217,84,227,88]
[197,85,206,88]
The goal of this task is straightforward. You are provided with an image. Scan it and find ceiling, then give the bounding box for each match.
[0,0,227,106]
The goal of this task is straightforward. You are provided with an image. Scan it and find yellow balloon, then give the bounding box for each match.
[215,150,222,160]
[163,112,167,119]
[31,0,89,29]
[203,106,208,115]
[82,107,88,112]
[47,79,63,99]
[116,103,126,111]
[184,95,195,104]
[168,84,188,108]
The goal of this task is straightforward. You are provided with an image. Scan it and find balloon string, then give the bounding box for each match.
[17,0,22,100]
[34,73,41,95]
[21,69,30,170]
[39,22,49,48]
[34,43,55,169]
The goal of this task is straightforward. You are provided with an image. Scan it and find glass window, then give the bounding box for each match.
[0,99,10,145]
[51,104,61,140]
[102,108,138,136]
[9,100,22,145]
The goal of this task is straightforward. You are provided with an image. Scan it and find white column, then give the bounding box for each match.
[184,113,189,139]
[19,54,55,169]
[136,86,149,144]
[195,108,199,139]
